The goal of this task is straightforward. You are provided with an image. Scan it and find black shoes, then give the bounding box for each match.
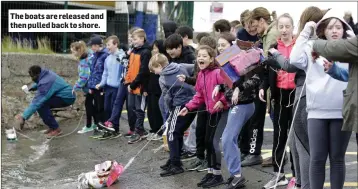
[241,155,263,167]
[201,175,224,188]
[159,165,184,177]
[197,173,213,187]
[226,175,247,189]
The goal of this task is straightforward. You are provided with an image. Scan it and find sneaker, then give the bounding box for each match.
[263,173,289,189]
[286,178,296,189]
[78,124,96,134]
[181,151,196,161]
[146,133,154,140]
[160,159,171,170]
[43,128,53,134]
[91,128,104,138]
[160,165,184,177]
[151,134,163,141]
[124,131,134,138]
[241,155,263,167]
[196,159,208,172]
[128,131,148,144]
[186,158,206,171]
[241,153,249,162]
[98,131,122,140]
[197,173,213,187]
[47,128,62,138]
[226,175,246,189]
[202,175,224,188]
[262,157,273,167]
[226,176,234,185]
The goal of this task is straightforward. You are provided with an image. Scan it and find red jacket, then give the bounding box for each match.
[186,68,229,114]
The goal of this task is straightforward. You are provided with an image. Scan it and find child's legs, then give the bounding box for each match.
[308,119,329,189]
[133,94,147,133]
[328,119,351,189]
[108,83,127,130]
[127,93,137,132]
[196,106,208,160]
[85,93,96,126]
[205,114,217,169]
[213,110,229,170]
[147,93,164,134]
[168,106,196,166]
[93,89,105,123]
[104,86,116,121]
[159,94,167,124]
[222,103,255,175]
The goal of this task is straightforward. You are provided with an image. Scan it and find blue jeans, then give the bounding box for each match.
[108,83,130,131]
[37,96,72,129]
[222,103,255,175]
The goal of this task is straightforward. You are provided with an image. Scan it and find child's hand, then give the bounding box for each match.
[177,74,186,82]
[178,107,188,116]
[89,89,93,94]
[212,85,220,100]
[127,85,133,93]
[311,51,319,62]
[72,89,75,96]
[95,84,101,90]
[15,114,25,130]
[259,89,266,102]
[323,60,334,72]
[232,87,240,105]
[213,101,224,111]
[143,92,148,96]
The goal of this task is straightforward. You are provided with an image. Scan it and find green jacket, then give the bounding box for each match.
[313,36,358,133]
[261,21,280,57]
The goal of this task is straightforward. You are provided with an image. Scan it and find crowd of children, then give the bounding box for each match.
[68,6,358,189]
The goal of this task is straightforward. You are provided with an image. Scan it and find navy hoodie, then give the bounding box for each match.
[236,28,263,49]
[87,48,109,89]
[159,63,195,110]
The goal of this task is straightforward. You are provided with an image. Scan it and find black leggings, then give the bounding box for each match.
[205,111,228,170]
[85,93,97,127]
[308,119,351,189]
[92,89,105,124]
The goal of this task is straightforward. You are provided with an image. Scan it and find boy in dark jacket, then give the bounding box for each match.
[149,53,196,177]
[125,29,152,144]
[87,35,109,137]
[164,33,196,65]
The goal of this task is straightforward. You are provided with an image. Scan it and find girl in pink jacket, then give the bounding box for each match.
[179,45,229,187]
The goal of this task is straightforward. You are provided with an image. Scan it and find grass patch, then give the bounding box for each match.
[2,36,54,54]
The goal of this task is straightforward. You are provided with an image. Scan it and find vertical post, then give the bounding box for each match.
[63,1,68,53]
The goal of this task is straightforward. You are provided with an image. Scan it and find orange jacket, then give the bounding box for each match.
[124,43,151,95]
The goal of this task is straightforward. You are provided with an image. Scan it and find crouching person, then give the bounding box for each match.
[15,65,76,138]
[149,53,196,177]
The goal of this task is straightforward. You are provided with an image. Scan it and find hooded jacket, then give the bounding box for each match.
[99,48,127,88]
[87,48,109,89]
[23,68,76,120]
[159,63,195,110]
[260,39,296,106]
[312,35,357,132]
[125,42,152,94]
[73,53,93,93]
[186,68,229,114]
[169,46,196,65]
[290,9,351,119]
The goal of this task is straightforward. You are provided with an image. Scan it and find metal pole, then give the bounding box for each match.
[63,1,68,53]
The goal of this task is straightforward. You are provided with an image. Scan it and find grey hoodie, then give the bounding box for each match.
[159,63,195,110]
[290,9,351,119]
